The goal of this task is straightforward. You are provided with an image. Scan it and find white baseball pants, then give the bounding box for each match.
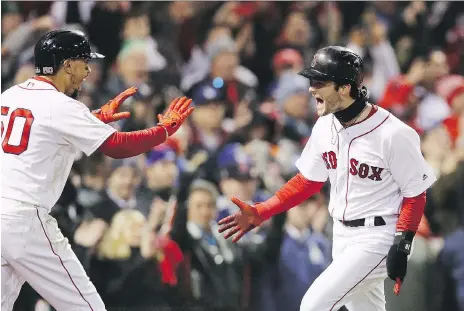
[1,198,105,311]
[300,216,398,311]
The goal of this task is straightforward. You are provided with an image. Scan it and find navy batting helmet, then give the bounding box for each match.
[34,29,104,76]
[298,46,364,87]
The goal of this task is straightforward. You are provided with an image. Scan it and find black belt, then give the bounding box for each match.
[340,216,386,227]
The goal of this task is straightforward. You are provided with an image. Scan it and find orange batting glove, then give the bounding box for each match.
[92,87,137,123]
[218,197,265,243]
[157,96,194,136]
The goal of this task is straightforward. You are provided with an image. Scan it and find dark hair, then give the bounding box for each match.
[335,82,358,99]
[335,82,370,101]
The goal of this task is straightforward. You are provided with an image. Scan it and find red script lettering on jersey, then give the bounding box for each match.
[1,106,35,155]
[349,158,384,181]
[322,151,337,169]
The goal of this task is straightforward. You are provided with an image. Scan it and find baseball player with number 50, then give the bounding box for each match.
[1,29,194,311]
[218,46,436,311]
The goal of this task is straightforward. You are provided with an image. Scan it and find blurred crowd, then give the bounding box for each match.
[1,1,463,311]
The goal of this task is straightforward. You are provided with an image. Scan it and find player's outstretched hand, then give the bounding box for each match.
[92,87,137,123]
[218,197,264,243]
[157,96,194,136]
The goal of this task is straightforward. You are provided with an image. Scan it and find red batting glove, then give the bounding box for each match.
[394,278,402,295]
[92,87,137,123]
[218,197,265,243]
[157,96,194,136]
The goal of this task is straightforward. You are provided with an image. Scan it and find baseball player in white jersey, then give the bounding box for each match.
[1,29,194,311]
[218,46,436,311]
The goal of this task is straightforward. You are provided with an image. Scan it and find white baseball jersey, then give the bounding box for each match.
[296,105,436,221]
[1,78,116,211]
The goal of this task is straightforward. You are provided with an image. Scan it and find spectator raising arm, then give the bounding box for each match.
[368,23,401,102]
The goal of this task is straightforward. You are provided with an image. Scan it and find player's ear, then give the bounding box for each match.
[62,60,73,75]
[338,84,351,97]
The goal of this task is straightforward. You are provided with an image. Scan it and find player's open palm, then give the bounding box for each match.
[157,96,194,136]
[218,197,264,243]
[93,87,137,123]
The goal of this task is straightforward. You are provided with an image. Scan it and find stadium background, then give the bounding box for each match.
[1,1,463,311]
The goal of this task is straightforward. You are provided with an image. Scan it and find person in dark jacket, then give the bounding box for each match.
[258,197,331,311]
[73,160,141,259]
[171,179,248,311]
[137,143,179,217]
[435,228,464,311]
[89,209,177,310]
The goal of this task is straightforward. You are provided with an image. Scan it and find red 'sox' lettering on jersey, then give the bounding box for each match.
[349,158,384,181]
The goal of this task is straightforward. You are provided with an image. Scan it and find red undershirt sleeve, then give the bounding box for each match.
[396,191,426,232]
[98,126,168,159]
[256,173,325,221]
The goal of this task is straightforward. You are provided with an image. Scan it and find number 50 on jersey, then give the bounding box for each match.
[1,106,35,155]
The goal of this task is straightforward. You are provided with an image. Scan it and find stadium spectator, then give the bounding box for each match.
[89,209,176,309]
[171,179,249,311]
[73,160,141,249]
[137,144,179,217]
[262,197,331,311]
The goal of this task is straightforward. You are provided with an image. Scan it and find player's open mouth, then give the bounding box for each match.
[315,97,324,105]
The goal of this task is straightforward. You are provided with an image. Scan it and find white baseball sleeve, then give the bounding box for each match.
[385,125,437,198]
[295,120,329,182]
[50,99,116,156]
